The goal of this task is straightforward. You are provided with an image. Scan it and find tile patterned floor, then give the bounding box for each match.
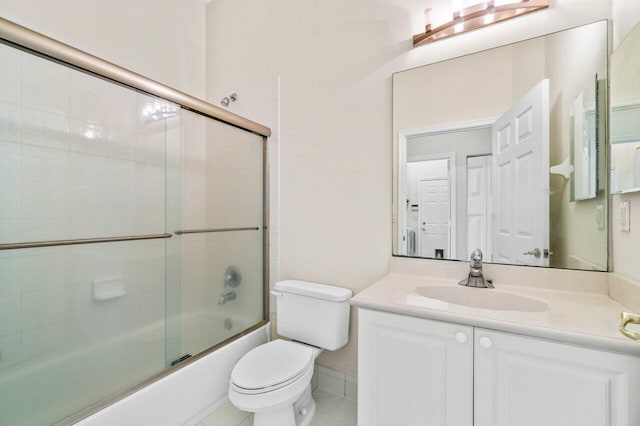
[198,389,356,426]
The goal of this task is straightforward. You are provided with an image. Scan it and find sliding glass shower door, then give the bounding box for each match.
[177,111,265,360]
[0,39,266,425]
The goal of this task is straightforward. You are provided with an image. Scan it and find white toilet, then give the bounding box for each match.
[228,280,352,426]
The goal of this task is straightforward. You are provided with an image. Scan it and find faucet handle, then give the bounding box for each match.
[470,248,483,261]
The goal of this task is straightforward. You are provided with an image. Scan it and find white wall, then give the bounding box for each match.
[611,2,640,281]
[205,0,613,374]
[0,0,206,98]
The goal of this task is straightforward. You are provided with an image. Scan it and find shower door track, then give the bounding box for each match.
[0,233,173,250]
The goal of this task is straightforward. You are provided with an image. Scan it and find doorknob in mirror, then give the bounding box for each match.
[523,248,542,258]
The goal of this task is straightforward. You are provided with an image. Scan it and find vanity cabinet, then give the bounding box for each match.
[358,309,640,426]
[358,309,473,426]
[474,329,640,426]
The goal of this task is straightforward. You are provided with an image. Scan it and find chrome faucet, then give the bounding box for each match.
[459,249,493,288]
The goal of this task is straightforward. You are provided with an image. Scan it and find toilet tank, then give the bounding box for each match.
[273,280,352,351]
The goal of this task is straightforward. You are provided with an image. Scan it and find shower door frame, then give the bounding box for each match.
[0,16,271,426]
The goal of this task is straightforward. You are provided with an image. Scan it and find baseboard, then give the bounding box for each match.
[315,364,357,401]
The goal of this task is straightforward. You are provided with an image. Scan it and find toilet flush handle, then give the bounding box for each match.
[270,290,284,299]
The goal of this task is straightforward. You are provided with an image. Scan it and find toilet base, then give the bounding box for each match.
[253,385,315,426]
[293,386,315,426]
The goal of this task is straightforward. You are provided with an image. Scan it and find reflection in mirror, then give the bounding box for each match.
[611,20,640,195]
[393,21,608,271]
[571,75,600,201]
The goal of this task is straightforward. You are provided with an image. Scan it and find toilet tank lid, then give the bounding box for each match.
[274,280,352,302]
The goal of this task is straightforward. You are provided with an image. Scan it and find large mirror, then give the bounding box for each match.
[611,19,640,195]
[393,21,608,271]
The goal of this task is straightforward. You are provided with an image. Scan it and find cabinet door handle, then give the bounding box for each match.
[455,332,468,343]
[619,311,640,341]
[479,336,493,349]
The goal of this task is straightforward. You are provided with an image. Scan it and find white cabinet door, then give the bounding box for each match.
[358,309,473,426]
[474,329,640,426]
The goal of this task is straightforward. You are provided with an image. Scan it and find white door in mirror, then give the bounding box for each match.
[492,79,550,267]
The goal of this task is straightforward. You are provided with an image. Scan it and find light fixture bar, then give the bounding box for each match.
[413,0,549,47]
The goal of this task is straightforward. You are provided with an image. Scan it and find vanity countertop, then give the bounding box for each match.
[351,273,640,356]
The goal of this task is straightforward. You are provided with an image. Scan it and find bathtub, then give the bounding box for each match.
[0,306,266,426]
[72,322,268,426]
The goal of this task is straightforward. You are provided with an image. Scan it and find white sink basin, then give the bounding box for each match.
[415,286,550,312]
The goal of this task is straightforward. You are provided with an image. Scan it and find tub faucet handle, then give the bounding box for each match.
[218,289,237,305]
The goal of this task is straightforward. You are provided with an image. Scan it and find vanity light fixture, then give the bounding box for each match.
[413,0,549,47]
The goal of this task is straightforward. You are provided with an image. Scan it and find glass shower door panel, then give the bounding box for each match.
[180,230,264,357]
[0,239,168,426]
[0,43,180,424]
[0,42,175,245]
[179,110,264,358]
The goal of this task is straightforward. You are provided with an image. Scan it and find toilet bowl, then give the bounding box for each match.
[228,280,352,426]
[229,340,321,426]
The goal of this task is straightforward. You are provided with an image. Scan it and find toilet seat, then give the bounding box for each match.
[230,340,314,395]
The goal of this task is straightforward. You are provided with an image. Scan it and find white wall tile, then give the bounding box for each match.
[0,295,20,336]
[108,126,136,160]
[318,365,346,380]
[22,145,51,183]
[69,185,108,221]
[0,62,21,106]
[0,141,21,180]
[0,180,20,220]
[46,183,70,219]
[0,43,21,67]
[21,287,67,330]
[68,72,109,124]
[21,107,69,150]
[20,218,50,242]
[108,86,138,132]
[21,251,67,293]
[0,219,20,243]
[21,322,66,360]
[135,131,165,165]
[68,152,109,189]
[0,332,21,370]
[0,255,20,297]
[22,67,68,116]
[20,182,47,218]
[69,119,108,156]
[0,102,21,143]
[318,371,345,397]
[66,308,111,351]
